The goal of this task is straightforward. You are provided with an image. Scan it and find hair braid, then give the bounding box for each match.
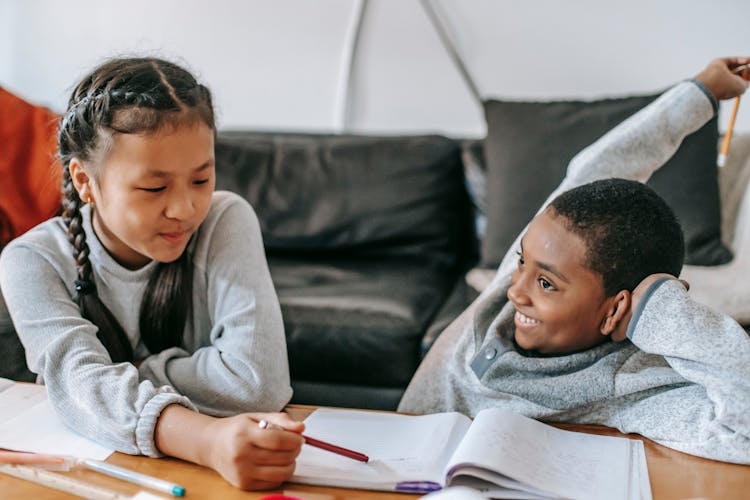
[61,167,133,362]
[139,251,193,354]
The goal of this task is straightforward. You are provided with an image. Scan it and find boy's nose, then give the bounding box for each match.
[508,271,531,305]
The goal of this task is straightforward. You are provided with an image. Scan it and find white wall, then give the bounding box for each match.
[2,0,748,136]
[0,0,10,77]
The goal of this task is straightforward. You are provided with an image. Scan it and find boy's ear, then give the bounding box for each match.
[600,290,632,342]
[69,158,95,205]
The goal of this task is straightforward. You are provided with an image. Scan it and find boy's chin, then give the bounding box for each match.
[514,332,542,353]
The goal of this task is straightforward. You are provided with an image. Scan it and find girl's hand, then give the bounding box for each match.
[694,57,750,101]
[206,412,304,490]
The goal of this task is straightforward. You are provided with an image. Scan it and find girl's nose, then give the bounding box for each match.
[164,187,195,220]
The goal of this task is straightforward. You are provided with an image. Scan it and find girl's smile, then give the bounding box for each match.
[160,229,192,246]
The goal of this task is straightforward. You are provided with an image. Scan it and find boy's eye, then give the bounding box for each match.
[516,251,525,266]
[538,277,556,291]
[141,186,166,193]
[193,179,209,185]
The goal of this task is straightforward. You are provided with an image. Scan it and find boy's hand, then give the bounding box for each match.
[611,274,688,342]
[206,412,304,490]
[694,57,749,100]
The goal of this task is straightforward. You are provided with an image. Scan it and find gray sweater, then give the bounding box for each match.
[398,81,750,465]
[0,191,293,456]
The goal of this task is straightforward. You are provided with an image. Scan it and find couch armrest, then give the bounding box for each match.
[420,278,473,357]
[465,267,496,297]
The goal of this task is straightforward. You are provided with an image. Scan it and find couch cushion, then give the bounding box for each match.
[480,94,731,268]
[215,132,473,269]
[269,256,459,387]
[214,132,476,393]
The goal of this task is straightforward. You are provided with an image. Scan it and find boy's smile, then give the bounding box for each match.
[507,208,619,355]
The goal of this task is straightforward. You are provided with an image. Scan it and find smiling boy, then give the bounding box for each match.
[398,57,750,464]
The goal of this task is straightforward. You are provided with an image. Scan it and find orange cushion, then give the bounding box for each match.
[0,87,62,247]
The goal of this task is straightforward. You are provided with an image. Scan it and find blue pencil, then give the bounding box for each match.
[80,459,185,497]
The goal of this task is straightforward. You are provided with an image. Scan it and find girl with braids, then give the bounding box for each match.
[0,57,303,490]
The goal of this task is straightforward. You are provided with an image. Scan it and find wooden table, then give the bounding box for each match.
[1,405,748,499]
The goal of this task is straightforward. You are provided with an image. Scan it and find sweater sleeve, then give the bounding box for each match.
[0,242,194,457]
[623,279,750,464]
[137,194,293,416]
[495,81,716,280]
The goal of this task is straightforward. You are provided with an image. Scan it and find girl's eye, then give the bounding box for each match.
[516,251,525,266]
[142,186,166,193]
[193,179,209,186]
[538,277,556,291]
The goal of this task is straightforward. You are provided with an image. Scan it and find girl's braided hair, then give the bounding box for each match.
[58,57,215,362]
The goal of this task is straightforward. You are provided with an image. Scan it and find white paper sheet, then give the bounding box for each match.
[0,378,113,460]
[293,408,471,490]
[447,408,633,500]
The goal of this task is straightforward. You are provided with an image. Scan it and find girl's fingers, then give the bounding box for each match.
[237,463,297,489]
[252,463,297,484]
[247,446,301,466]
[250,424,304,451]
[247,412,305,433]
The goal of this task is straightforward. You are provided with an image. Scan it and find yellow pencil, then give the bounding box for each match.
[717,95,741,167]
[717,63,750,167]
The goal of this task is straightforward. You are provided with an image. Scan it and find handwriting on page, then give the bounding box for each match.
[294,409,471,485]
[448,408,632,499]
[481,426,599,484]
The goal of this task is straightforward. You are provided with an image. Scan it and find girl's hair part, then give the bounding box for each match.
[58,57,215,361]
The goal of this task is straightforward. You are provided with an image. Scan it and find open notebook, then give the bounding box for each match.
[292,407,651,500]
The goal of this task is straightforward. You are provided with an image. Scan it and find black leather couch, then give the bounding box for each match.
[214,132,477,410]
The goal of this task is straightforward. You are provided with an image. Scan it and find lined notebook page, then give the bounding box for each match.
[293,408,471,490]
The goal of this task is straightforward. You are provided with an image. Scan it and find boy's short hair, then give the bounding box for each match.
[549,178,684,296]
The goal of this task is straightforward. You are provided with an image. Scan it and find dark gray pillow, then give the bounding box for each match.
[215,132,474,269]
[480,94,732,268]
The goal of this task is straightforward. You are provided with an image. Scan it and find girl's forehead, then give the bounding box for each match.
[99,123,214,176]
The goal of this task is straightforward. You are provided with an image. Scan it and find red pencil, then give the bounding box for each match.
[257,419,369,463]
[301,435,369,463]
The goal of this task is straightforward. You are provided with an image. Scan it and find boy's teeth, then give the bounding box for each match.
[517,311,540,325]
